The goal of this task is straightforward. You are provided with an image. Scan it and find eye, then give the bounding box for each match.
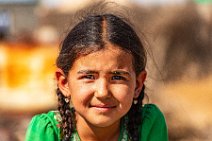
[81,75,95,80]
[111,75,126,80]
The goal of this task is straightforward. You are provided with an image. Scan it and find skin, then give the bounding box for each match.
[56,44,146,141]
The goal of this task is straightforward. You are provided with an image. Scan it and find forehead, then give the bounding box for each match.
[70,44,134,71]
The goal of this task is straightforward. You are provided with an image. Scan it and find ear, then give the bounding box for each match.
[55,68,70,97]
[134,70,147,98]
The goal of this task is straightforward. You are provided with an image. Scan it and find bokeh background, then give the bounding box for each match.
[0,0,211,141]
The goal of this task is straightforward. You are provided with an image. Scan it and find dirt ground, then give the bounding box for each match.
[152,76,212,141]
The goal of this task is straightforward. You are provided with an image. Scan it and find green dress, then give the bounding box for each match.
[25,104,168,141]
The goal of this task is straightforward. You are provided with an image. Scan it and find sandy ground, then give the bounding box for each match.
[152,76,212,141]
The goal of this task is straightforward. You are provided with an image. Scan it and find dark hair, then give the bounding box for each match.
[56,14,147,141]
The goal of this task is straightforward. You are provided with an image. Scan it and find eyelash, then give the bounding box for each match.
[111,75,126,81]
[81,75,95,80]
[80,75,127,81]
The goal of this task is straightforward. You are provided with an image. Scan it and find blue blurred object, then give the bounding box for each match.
[0,0,37,5]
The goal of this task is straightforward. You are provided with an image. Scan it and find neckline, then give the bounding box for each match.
[72,116,130,141]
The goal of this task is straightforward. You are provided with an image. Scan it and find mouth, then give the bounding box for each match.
[89,104,116,111]
[90,105,116,108]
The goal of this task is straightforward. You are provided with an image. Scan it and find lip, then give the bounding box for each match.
[90,105,116,108]
[89,105,116,111]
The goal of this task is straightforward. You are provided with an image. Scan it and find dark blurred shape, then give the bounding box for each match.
[0,113,35,141]
[0,0,38,41]
[0,10,10,40]
[161,4,212,81]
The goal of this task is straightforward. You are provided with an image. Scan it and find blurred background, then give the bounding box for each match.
[0,0,211,141]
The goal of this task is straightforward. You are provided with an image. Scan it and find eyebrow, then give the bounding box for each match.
[109,70,130,76]
[77,70,98,74]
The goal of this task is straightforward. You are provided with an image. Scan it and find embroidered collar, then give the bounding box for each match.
[54,111,131,141]
[71,116,130,141]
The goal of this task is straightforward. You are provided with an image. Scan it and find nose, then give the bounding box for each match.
[95,78,111,99]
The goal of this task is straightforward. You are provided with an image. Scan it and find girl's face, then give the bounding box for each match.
[56,44,146,128]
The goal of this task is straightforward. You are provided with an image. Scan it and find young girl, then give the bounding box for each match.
[25,13,168,141]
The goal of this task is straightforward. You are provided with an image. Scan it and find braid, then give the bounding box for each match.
[127,85,145,141]
[57,88,75,141]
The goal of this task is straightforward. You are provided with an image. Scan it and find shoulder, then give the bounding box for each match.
[139,104,168,141]
[141,104,165,122]
[25,111,61,141]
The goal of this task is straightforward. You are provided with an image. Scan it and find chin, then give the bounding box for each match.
[92,121,117,128]
[89,117,120,128]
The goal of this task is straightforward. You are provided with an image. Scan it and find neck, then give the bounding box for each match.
[75,114,120,141]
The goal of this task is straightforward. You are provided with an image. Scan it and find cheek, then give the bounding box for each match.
[69,83,94,106]
[111,85,135,104]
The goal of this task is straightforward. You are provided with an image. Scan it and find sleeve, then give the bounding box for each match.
[140,104,168,141]
[25,112,60,141]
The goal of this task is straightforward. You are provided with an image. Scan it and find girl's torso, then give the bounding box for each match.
[25,104,168,141]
